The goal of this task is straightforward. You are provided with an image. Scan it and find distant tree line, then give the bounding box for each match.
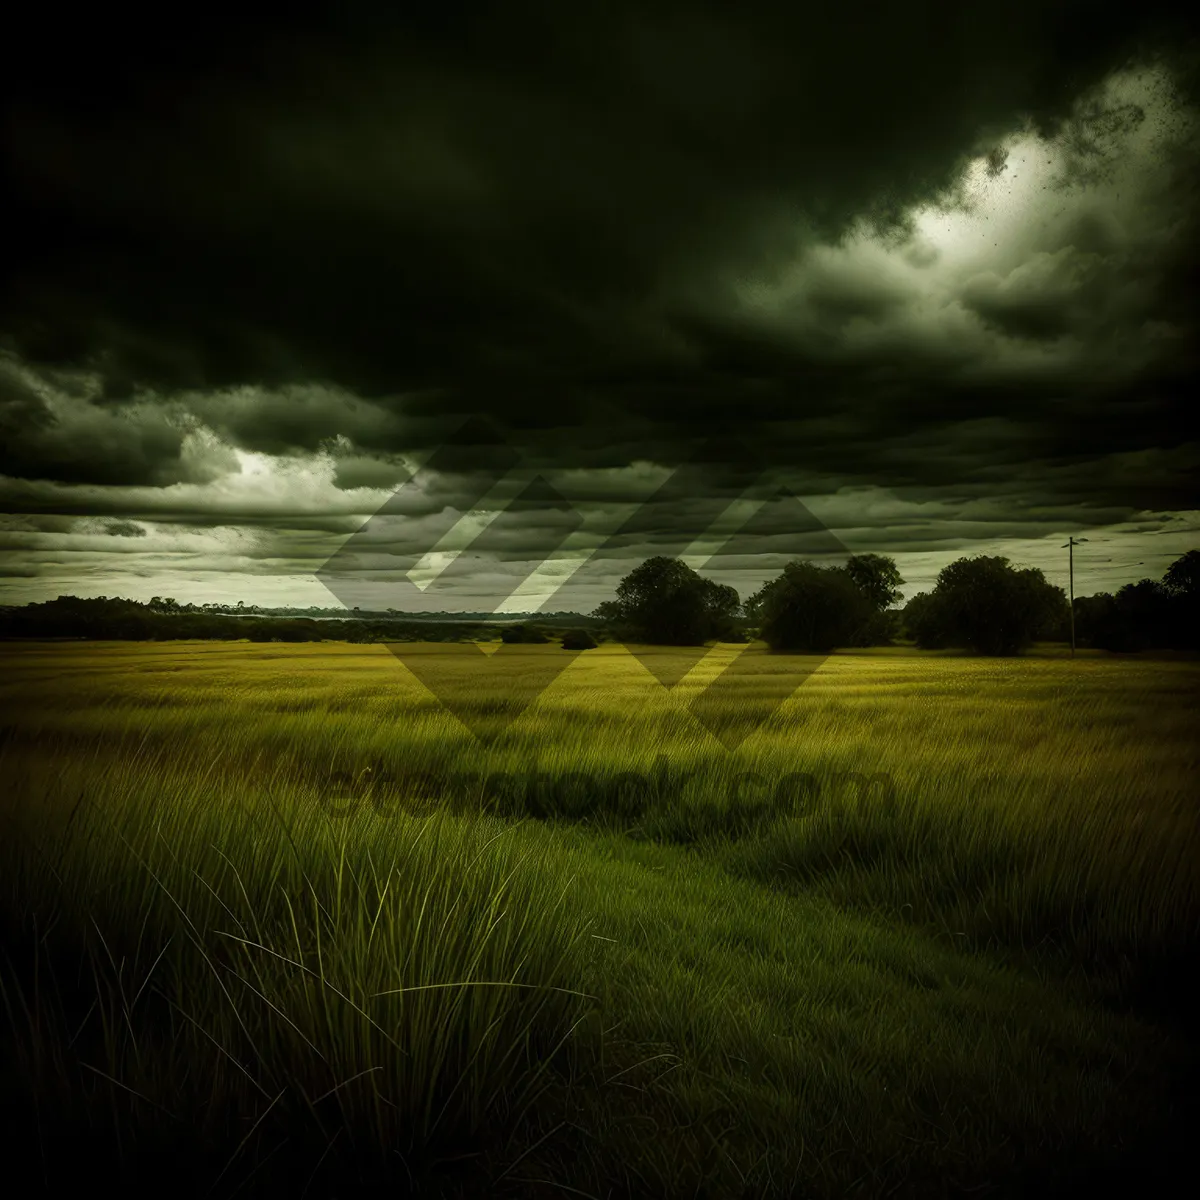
[4,549,1194,656]
[592,553,904,652]
[592,548,1198,656]
[1066,550,1200,651]
[902,551,1198,654]
[0,596,554,645]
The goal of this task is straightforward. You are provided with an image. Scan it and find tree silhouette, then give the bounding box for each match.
[561,628,598,650]
[845,553,905,612]
[748,561,875,653]
[905,556,1067,655]
[601,557,741,645]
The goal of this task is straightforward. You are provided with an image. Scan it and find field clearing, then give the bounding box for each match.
[2,639,1198,1198]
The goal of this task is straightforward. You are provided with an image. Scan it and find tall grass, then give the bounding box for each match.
[0,740,598,1196]
[18,640,1188,992]
[2,640,1197,1197]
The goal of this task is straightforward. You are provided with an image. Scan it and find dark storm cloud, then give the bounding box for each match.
[3,6,1196,452]
[330,455,412,491]
[961,254,1088,341]
[0,351,223,487]
[180,385,442,457]
[103,520,146,537]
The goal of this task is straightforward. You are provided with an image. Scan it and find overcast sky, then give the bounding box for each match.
[2,3,1197,611]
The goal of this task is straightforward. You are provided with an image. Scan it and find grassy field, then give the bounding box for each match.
[1,638,1198,1198]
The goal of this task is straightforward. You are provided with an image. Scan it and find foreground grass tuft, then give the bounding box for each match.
[1,750,596,1195]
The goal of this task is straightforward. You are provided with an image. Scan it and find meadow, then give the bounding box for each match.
[1,638,1198,1198]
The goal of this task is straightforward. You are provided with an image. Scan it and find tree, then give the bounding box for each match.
[592,600,623,628]
[902,591,949,648]
[699,577,743,641]
[1112,579,1173,650]
[747,561,875,653]
[603,557,741,645]
[1070,552,1199,651]
[842,553,905,644]
[915,556,1068,655]
[1072,592,1119,650]
[1163,549,1200,597]
[845,553,905,612]
[1162,549,1200,649]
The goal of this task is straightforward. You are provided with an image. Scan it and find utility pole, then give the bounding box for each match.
[1062,537,1087,657]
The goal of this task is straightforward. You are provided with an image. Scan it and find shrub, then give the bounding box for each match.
[500,624,551,644]
[561,628,598,650]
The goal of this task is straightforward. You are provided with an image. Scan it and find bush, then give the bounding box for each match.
[561,628,598,650]
[500,624,551,644]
